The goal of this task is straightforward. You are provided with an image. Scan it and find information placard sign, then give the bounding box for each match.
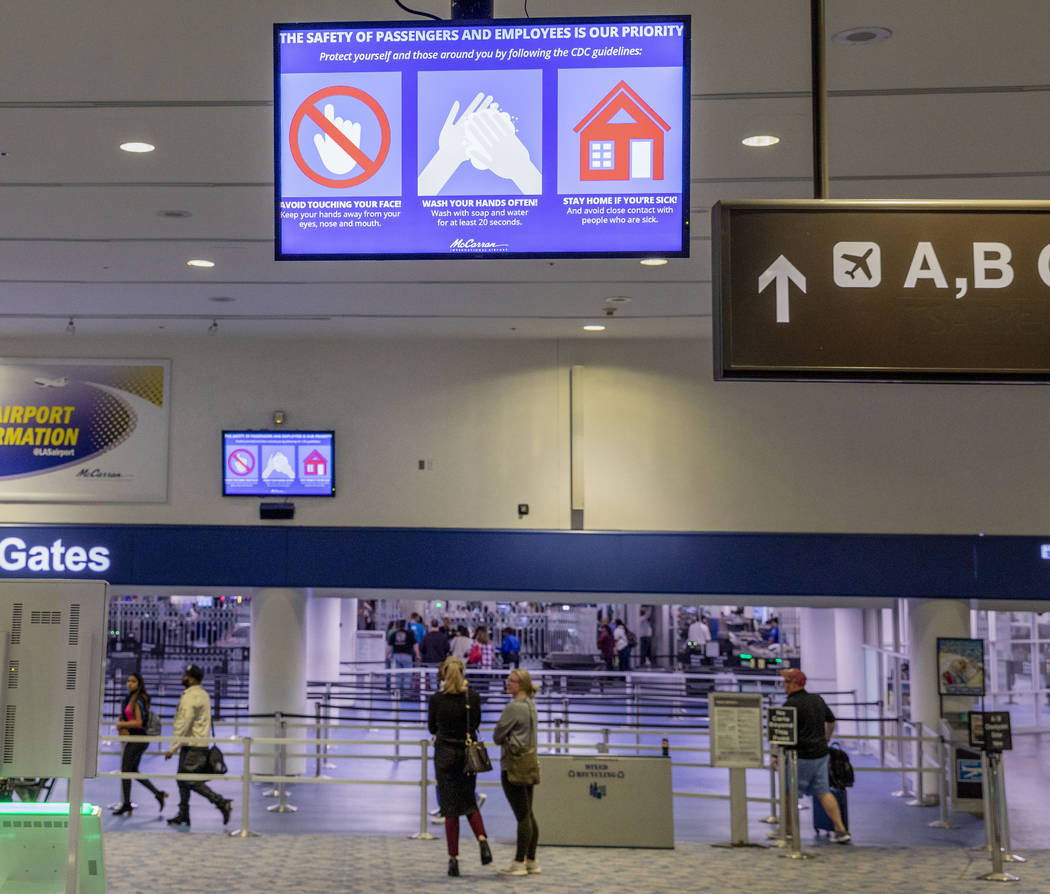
[767,706,797,746]
[0,359,170,502]
[713,200,1050,381]
[981,711,1012,752]
[275,16,690,260]
[938,637,985,696]
[709,692,764,768]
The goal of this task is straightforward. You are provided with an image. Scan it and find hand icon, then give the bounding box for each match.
[313,103,362,175]
[418,92,492,196]
[262,451,295,480]
[464,107,542,195]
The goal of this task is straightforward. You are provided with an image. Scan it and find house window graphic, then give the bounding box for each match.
[303,450,327,477]
[574,81,670,182]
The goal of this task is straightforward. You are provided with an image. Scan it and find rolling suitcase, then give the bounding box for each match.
[812,787,848,835]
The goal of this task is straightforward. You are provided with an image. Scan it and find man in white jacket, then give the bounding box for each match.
[164,664,232,827]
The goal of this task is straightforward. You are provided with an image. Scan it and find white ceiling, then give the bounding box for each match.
[2,0,1048,339]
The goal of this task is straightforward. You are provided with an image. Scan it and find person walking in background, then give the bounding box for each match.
[638,608,654,667]
[387,619,420,695]
[779,668,851,843]
[597,623,615,670]
[613,619,631,671]
[164,664,232,828]
[112,672,167,816]
[493,668,541,876]
[450,625,473,662]
[409,612,427,649]
[499,627,521,669]
[422,618,451,667]
[428,657,492,877]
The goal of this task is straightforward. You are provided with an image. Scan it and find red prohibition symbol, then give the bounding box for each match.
[227,449,256,476]
[290,85,391,188]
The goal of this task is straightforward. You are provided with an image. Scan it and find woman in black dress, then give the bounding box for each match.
[113,672,167,816]
[428,657,492,877]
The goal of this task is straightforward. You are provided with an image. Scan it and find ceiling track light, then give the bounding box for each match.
[65,318,75,336]
[207,319,218,336]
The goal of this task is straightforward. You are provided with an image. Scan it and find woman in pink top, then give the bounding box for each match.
[113,672,167,816]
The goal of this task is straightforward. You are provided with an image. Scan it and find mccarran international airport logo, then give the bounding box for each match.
[449,237,509,252]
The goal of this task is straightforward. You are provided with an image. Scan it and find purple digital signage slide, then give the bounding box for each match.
[223,431,334,497]
[275,16,689,259]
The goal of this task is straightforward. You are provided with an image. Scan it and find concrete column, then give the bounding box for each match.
[832,608,865,738]
[340,597,359,665]
[799,608,838,695]
[907,598,971,797]
[306,591,342,682]
[250,588,308,774]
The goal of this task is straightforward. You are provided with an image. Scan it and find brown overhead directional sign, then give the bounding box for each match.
[713,200,1050,382]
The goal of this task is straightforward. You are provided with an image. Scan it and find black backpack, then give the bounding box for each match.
[827,742,854,789]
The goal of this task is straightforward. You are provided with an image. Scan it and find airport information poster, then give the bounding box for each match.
[275,16,689,259]
[0,359,170,502]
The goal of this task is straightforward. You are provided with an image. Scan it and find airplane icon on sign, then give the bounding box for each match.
[833,241,881,287]
[841,248,874,280]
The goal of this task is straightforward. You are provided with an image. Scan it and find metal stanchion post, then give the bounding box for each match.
[229,736,260,838]
[908,732,930,807]
[263,712,281,797]
[997,753,1024,864]
[267,718,297,813]
[779,750,811,860]
[761,744,778,825]
[978,752,1018,882]
[769,747,789,847]
[928,737,957,829]
[892,718,913,798]
[394,689,402,762]
[410,739,437,840]
[314,701,323,778]
[879,710,886,768]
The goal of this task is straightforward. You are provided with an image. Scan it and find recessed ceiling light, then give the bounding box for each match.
[742,135,780,148]
[158,209,192,219]
[640,258,668,267]
[832,26,892,45]
[187,259,215,268]
[119,141,155,153]
[209,296,236,303]
[604,295,632,304]
[582,324,606,332]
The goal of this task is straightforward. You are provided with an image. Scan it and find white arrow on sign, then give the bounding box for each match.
[758,255,807,323]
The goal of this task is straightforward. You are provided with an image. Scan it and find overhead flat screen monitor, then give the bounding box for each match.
[274,15,690,260]
[223,430,335,497]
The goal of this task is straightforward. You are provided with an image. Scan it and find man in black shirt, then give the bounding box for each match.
[782,668,851,843]
[421,619,451,666]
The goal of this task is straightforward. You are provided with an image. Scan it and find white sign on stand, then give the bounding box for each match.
[710,692,765,768]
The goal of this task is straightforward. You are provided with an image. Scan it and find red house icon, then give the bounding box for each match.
[303,450,327,477]
[573,81,670,182]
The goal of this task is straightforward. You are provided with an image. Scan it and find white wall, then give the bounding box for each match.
[0,332,1048,536]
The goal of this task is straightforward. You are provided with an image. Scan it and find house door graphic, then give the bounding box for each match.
[629,139,654,179]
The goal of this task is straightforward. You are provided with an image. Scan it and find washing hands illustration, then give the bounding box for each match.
[313,103,362,175]
[463,105,541,194]
[418,91,540,195]
[262,451,296,480]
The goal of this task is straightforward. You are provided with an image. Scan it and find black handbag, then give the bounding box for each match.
[463,694,492,775]
[207,743,228,775]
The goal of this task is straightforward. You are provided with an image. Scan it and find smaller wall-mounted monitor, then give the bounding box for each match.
[223,430,335,497]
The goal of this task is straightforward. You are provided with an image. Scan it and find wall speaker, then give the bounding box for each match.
[259,502,295,520]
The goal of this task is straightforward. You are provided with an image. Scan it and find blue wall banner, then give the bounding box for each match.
[0,359,170,502]
[0,525,1046,601]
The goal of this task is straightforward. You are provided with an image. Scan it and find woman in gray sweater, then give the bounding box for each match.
[492,668,540,876]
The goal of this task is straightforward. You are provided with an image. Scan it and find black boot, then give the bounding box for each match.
[112,803,133,816]
[479,839,492,865]
[448,858,460,877]
[167,813,190,827]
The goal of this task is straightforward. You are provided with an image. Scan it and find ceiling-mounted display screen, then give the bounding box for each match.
[274,15,690,260]
[223,430,334,497]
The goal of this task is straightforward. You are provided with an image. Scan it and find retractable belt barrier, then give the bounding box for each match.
[99,707,961,846]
